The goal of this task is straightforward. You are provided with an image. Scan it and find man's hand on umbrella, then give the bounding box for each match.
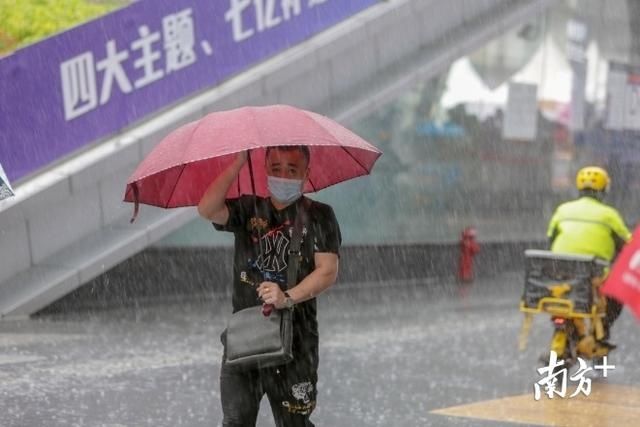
[234,151,248,167]
[257,281,286,309]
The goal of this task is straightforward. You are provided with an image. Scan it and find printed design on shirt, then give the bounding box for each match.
[248,216,269,233]
[255,222,308,273]
[239,271,256,287]
[256,225,290,273]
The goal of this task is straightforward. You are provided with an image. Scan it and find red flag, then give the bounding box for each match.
[602,226,640,320]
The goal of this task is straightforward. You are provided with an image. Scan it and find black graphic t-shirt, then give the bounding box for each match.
[213,195,341,353]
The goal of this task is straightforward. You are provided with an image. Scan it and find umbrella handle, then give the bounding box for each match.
[249,149,270,318]
[247,149,257,196]
[262,303,274,317]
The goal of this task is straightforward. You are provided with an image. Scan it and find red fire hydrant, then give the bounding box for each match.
[458,227,480,283]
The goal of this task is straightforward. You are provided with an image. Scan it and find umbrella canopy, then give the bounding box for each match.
[124,105,382,217]
[0,162,15,201]
[602,226,640,320]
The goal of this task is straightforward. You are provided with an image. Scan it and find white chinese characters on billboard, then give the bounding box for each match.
[225,0,330,42]
[61,8,199,121]
[60,1,336,121]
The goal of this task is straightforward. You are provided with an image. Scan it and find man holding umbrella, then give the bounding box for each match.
[198,146,341,427]
[125,105,380,425]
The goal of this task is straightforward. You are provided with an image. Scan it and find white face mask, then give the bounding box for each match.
[267,176,303,205]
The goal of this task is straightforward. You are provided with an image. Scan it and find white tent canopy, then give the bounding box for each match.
[441,32,609,119]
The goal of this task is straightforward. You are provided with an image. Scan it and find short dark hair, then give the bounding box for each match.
[265,145,310,167]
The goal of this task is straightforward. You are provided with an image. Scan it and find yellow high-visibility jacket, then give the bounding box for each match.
[547,196,631,261]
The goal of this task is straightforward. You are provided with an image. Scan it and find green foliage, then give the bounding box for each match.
[0,0,127,55]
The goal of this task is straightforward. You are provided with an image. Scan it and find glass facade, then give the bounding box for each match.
[158,0,640,247]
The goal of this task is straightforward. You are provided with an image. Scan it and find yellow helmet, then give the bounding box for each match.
[576,166,610,192]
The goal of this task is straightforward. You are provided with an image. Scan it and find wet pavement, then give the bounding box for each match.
[1,272,639,427]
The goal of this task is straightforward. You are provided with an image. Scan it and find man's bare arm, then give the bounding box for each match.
[197,151,247,224]
[289,252,339,303]
[258,252,339,308]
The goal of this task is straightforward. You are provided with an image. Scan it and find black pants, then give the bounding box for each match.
[220,355,318,427]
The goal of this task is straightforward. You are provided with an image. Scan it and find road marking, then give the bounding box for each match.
[431,383,640,426]
[0,333,86,347]
[0,354,46,366]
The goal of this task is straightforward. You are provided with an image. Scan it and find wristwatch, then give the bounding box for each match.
[283,292,295,310]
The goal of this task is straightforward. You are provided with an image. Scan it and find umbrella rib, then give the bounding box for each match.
[298,108,377,175]
[307,175,317,192]
[165,164,187,208]
[339,145,370,175]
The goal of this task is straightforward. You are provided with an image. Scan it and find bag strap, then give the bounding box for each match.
[286,198,309,290]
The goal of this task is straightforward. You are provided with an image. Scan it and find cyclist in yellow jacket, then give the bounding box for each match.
[547,166,632,346]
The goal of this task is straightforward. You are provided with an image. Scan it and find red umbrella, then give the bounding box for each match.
[602,226,640,320]
[124,105,382,220]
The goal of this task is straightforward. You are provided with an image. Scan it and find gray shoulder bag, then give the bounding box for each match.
[223,198,307,370]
